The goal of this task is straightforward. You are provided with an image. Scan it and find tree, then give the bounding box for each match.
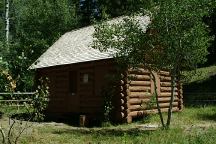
[5,0,9,44]
[0,0,5,41]
[149,0,214,128]
[204,8,216,65]
[0,0,80,92]
[97,0,152,18]
[93,0,214,128]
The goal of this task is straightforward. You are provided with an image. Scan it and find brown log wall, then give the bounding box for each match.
[122,68,183,123]
[37,59,114,119]
[37,60,183,124]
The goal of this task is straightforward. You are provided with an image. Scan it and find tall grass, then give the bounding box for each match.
[15,106,216,144]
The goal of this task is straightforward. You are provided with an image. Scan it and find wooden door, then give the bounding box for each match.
[68,70,79,112]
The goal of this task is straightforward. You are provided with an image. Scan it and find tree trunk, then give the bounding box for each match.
[5,0,10,44]
[150,71,165,128]
[0,126,6,144]
[166,73,176,128]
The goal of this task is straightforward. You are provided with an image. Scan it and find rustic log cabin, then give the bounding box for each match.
[30,16,183,123]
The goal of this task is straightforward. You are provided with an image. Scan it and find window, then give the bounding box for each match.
[83,73,89,83]
[69,71,77,96]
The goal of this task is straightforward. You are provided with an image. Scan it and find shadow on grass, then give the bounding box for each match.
[10,112,103,127]
[0,111,3,119]
[52,127,151,137]
[183,74,216,106]
[196,113,216,121]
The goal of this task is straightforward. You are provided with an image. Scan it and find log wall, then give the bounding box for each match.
[121,68,183,123]
[37,59,114,118]
[37,60,183,124]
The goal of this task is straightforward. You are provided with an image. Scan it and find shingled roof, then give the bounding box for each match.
[30,15,150,69]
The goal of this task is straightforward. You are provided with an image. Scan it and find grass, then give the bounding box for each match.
[183,65,216,84]
[1,105,216,144]
[1,65,216,143]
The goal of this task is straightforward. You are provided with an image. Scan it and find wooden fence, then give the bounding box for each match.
[183,92,216,105]
[0,92,36,107]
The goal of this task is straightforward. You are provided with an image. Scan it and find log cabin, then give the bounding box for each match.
[30,16,183,124]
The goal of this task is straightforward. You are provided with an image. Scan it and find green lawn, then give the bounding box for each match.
[1,105,216,144]
[1,65,216,143]
[183,65,216,84]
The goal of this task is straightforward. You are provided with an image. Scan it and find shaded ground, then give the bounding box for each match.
[1,106,216,144]
[183,65,216,105]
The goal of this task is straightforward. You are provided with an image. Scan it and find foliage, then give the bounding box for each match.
[97,0,153,17]
[204,8,216,65]
[150,0,214,128]
[31,77,49,122]
[183,65,216,84]
[103,94,113,122]
[0,0,81,92]
[93,0,214,128]
[13,0,79,64]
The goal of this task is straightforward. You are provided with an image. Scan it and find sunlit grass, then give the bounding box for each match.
[16,106,216,143]
[183,65,216,84]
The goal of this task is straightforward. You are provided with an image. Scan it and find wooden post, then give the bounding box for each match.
[80,115,87,127]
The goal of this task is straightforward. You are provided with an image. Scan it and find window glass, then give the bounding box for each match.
[83,74,89,83]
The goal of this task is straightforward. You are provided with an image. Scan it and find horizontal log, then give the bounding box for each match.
[158,97,179,102]
[178,89,183,94]
[128,68,150,75]
[160,82,171,87]
[121,73,127,79]
[128,74,151,81]
[129,97,179,105]
[177,94,183,99]
[130,92,152,98]
[129,86,151,92]
[120,99,125,105]
[80,109,102,113]
[121,106,125,111]
[160,76,171,81]
[120,93,125,98]
[120,80,125,85]
[129,98,151,105]
[80,103,103,107]
[160,87,178,92]
[129,107,179,117]
[145,107,179,114]
[160,92,178,97]
[129,105,143,111]
[80,99,103,103]
[121,112,125,118]
[159,71,170,76]
[119,86,124,92]
[80,105,102,108]
[126,89,130,95]
[129,81,151,86]
[129,102,179,111]
[158,102,179,108]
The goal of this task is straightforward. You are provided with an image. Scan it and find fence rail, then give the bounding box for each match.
[184,91,216,105]
[0,92,36,95]
[0,92,36,107]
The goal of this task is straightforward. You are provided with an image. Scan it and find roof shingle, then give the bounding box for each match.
[30,15,150,69]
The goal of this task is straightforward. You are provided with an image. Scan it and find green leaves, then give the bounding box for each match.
[31,77,49,121]
[93,0,215,128]
[151,0,213,71]
[0,0,80,92]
